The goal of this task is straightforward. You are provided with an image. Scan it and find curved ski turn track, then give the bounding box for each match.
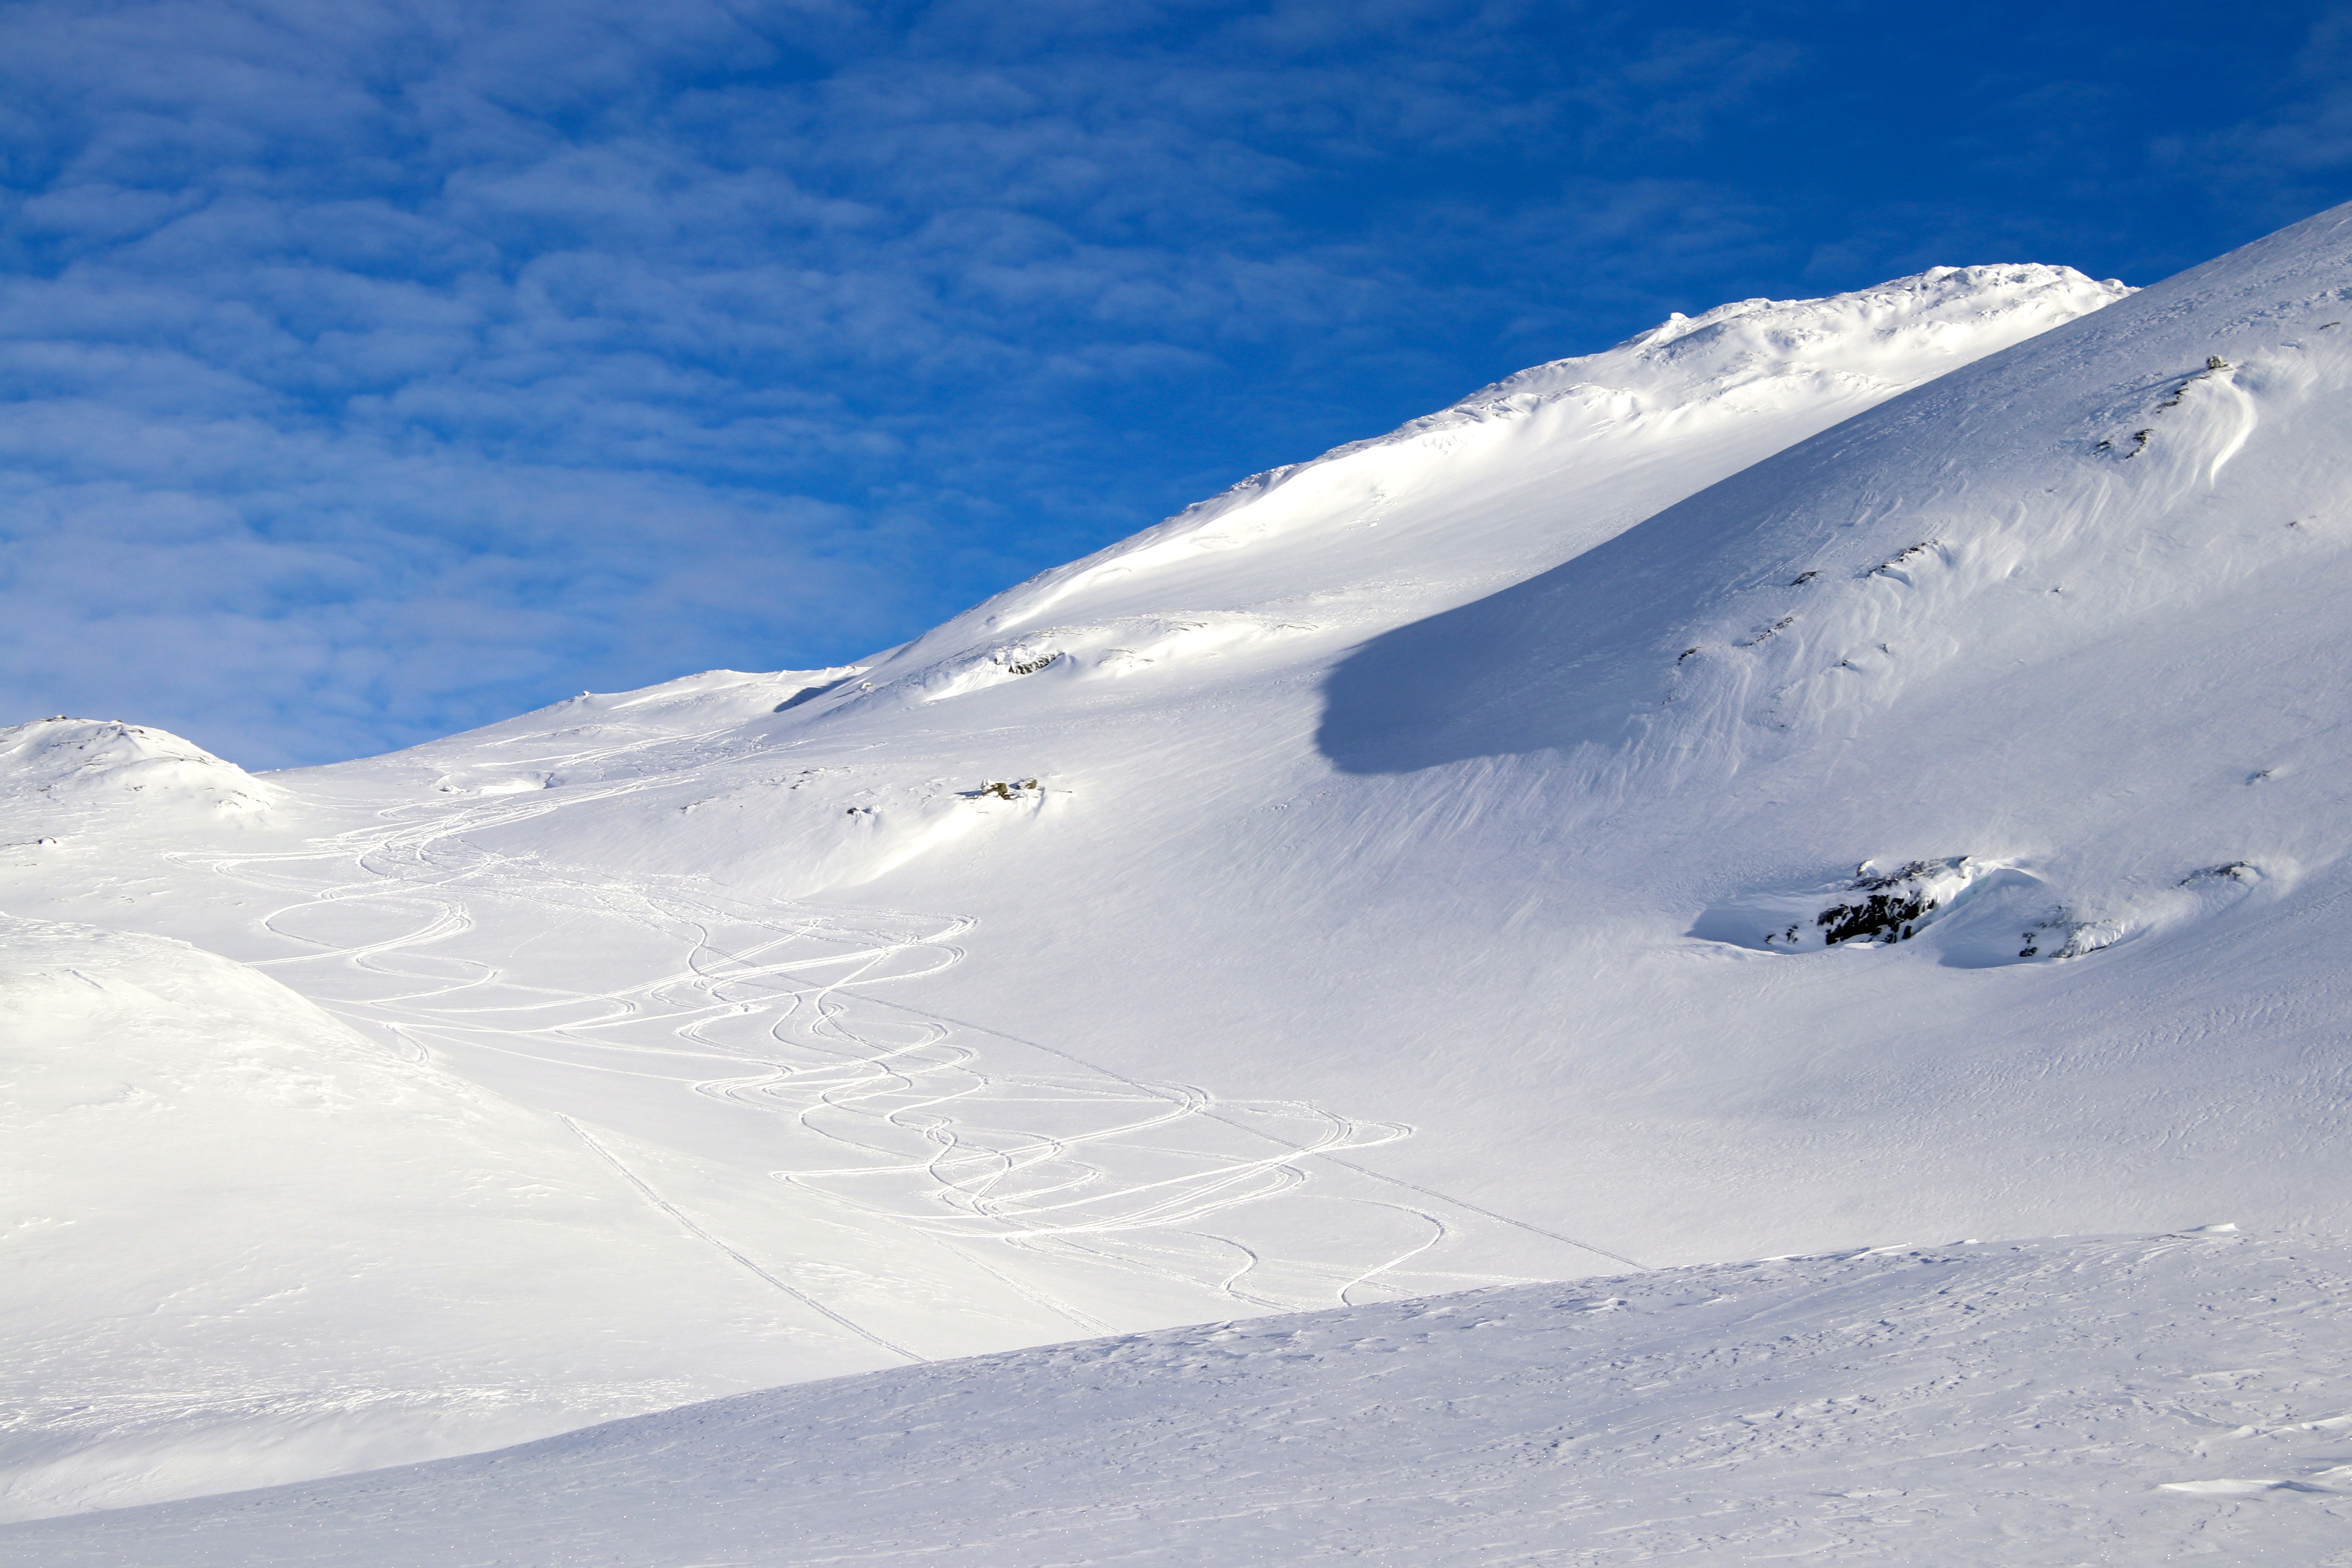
[164,742,1633,1356]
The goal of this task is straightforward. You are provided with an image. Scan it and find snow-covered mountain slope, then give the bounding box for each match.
[17,230,2345,1528]
[808,263,2125,716]
[9,1231,2348,1566]
[0,915,969,1523]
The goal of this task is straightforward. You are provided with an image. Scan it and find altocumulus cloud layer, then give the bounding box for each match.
[1,0,2347,765]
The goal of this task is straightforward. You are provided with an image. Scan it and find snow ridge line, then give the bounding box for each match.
[852,995,1649,1273]
[558,1114,924,1363]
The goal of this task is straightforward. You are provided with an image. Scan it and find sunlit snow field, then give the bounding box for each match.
[7,206,2352,1562]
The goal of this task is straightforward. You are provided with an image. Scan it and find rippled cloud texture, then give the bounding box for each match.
[1,0,2345,763]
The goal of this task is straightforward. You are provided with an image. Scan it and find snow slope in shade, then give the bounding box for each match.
[0,261,2228,1515]
[6,1231,2348,1567]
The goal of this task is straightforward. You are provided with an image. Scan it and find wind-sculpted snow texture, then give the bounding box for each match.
[12,216,2352,1548]
[7,1233,2349,1566]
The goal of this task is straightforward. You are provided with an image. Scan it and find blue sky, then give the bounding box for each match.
[2,0,2347,766]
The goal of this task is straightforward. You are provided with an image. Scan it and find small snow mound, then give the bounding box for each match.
[0,719,276,815]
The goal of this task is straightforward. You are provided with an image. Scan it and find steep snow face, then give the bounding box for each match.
[11,1232,2348,1566]
[1320,227,2350,783]
[0,720,276,816]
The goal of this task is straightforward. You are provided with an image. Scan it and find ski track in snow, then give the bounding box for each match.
[159,734,1603,1338]
[555,1114,925,1363]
